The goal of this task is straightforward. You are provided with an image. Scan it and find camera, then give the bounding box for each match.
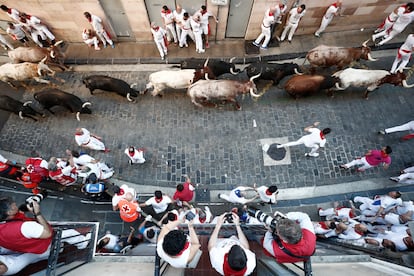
[224,212,234,223]
[185,211,196,221]
[26,191,47,208]
[247,207,287,232]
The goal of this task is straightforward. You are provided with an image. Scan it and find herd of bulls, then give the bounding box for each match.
[0,40,413,121]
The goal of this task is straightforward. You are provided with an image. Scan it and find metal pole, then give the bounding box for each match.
[215,6,220,44]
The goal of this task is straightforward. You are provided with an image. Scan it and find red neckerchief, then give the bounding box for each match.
[279,4,284,9]
[381,151,388,158]
[162,9,171,14]
[128,151,135,157]
[199,217,206,223]
[354,226,365,236]
[175,241,190,256]
[265,189,273,196]
[7,9,12,14]
[117,189,125,196]
[319,221,329,230]
[320,131,325,140]
[223,253,248,276]
[201,10,207,15]
[155,196,163,203]
[404,7,411,13]
[26,14,32,19]
[153,27,159,31]
[269,12,274,16]
[332,3,338,8]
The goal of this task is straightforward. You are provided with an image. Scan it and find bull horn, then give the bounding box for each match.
[50,50,55,58]
[205,71,210,80]
[294,68,303,75]
[127,93,134,102]
[54,40,64,47]
[41,56,47,63]
[362,39,370,47]
[367,52,377,61]
[335,82,345,90]
[18,111,24,119]
[76,112,80,121]
[130,83,138,89]
[204,57,209,67]
[249,72,261,82]
[82,102,91,108]
[23,101,32,106]
[250,88,261,98]
[403,79,414,88]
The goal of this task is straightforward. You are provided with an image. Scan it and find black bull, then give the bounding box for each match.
[245,62,300,85]
[175,58,240,77]
[0,95,43,121]
[34,89,91,121]
[83,75,140,102]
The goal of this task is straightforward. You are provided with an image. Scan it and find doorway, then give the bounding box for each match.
[99,0,135,41]
[225,0,254,38]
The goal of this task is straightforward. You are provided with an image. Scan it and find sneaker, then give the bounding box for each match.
[198,49,205,53]
[260,46,268,50]
[94,46,101,51]
[307,152,319,157]
[185,44,188,48]
[314,33,320,37]
[161,56,165,60]
[390,176,400,182]
[378,130,386,135]
[340,164,348,170]
[205,42,209,48]
[111,44,115,49]
[371,34,376,42]
[252,41,260,47]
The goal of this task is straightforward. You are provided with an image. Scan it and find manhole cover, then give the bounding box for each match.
[266,143,286,161]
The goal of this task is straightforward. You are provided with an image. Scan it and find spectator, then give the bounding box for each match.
[383,201,414,225]
[173,175,195,207]
[194,206,213,224]
[354,191,403,222]
[97,231,122,253]
[276,121,331,157]
[161,5,178,45]
[124,146,146,165]
[178,12,194,48]
[157,219,201,268]
[84,11,115,48]
[0,197,90,275]
[82,28,100,50]
[208,213,256,275]
[6,22,28,47]
[74,127,110,152]
[374,3,406,34]
[340,146,392,172]
[390,165,414,183]
[313,220,347,239]
[218,186,259,205]
[255,184,278,204]
[195,5,218,49]
[190,14,205,54]
[318,205,359,221]
[263,212,316,263]
[150,22,168,60]
[314,1,342,37]
[390,33,414,73]
[253,7,276,50]
[365,229,414,252]
[279,4,306,43]
[140,190,173,220]
[0,5,20,22]
[138,215,160,244]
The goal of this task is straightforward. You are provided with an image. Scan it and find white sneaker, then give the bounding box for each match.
[199,49,205,53]
[389,177,400,182]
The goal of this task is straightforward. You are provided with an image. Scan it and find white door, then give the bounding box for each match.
[99,0,135,40]
[145,0,175,28]
[225,0,254,38]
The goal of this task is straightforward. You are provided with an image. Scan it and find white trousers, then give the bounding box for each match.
[154,39,167,58]
[281,22,298,41]
[315,17,333,35]
[84,36,99,48]
[96,29,113,46]
[193,30,203,51]
[84,137,106,151]
[254,25,271,47]
[165,23,178,43]
[390,49,411,73]
[343,157,372,171]
[377,29,401,46]
[34,25,55,41]
[279,138,320,156]
[385,121,414,134]
[179,29,194,47]
[30,29,46,47]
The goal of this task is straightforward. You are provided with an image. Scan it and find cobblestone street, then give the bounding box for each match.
[0,58,413,193]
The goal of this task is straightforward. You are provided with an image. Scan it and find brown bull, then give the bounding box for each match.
[284,75,339,98]
[306,40,377,69]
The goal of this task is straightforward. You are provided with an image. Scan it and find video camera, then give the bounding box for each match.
[224,212,234,223]
[247,207,287,233]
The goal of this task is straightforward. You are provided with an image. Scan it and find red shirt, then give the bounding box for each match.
[365,150,391,166]
[173,182,194,202]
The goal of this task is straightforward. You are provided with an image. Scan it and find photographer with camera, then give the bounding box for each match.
[208,212,256,275]
[0,196,91,275]
[261,211,316,263]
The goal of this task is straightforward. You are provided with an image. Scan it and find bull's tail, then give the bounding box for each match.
[170,65,181,68]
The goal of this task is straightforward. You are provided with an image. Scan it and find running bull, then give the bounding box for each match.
[333,68,414,98]
[284,75,339,98]
[245,62,301,85]
[175,57,240,77]
[34,89,91,121]
[306,40,377,69]
[0,95,43,121]
[187,73,261,110]
[83,75,140,102]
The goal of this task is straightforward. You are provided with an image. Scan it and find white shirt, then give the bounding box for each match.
[393,11,414,32]
[6,8,20,21]
[173,8,187,26]
[198,10,214,25]
[90,14,104,32]
[400,34,414,52]
[161,10,174,25]
[112,184,137,207]
[21,221,44,238]
[7,24,25,39]
[72,154,95,168]
[288,7,306,24]
[209,236,256,275]
[303,128,327,148]
[262,9,275,28]
[145,196,172,213]
[324,4,339,20]
[228,186,251,204]
[151,27,166,41]
[101,233,119,250]
[75,128,91,146]
[190,18,201,32]
[257,186,276,204]
[157,235,191,268]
